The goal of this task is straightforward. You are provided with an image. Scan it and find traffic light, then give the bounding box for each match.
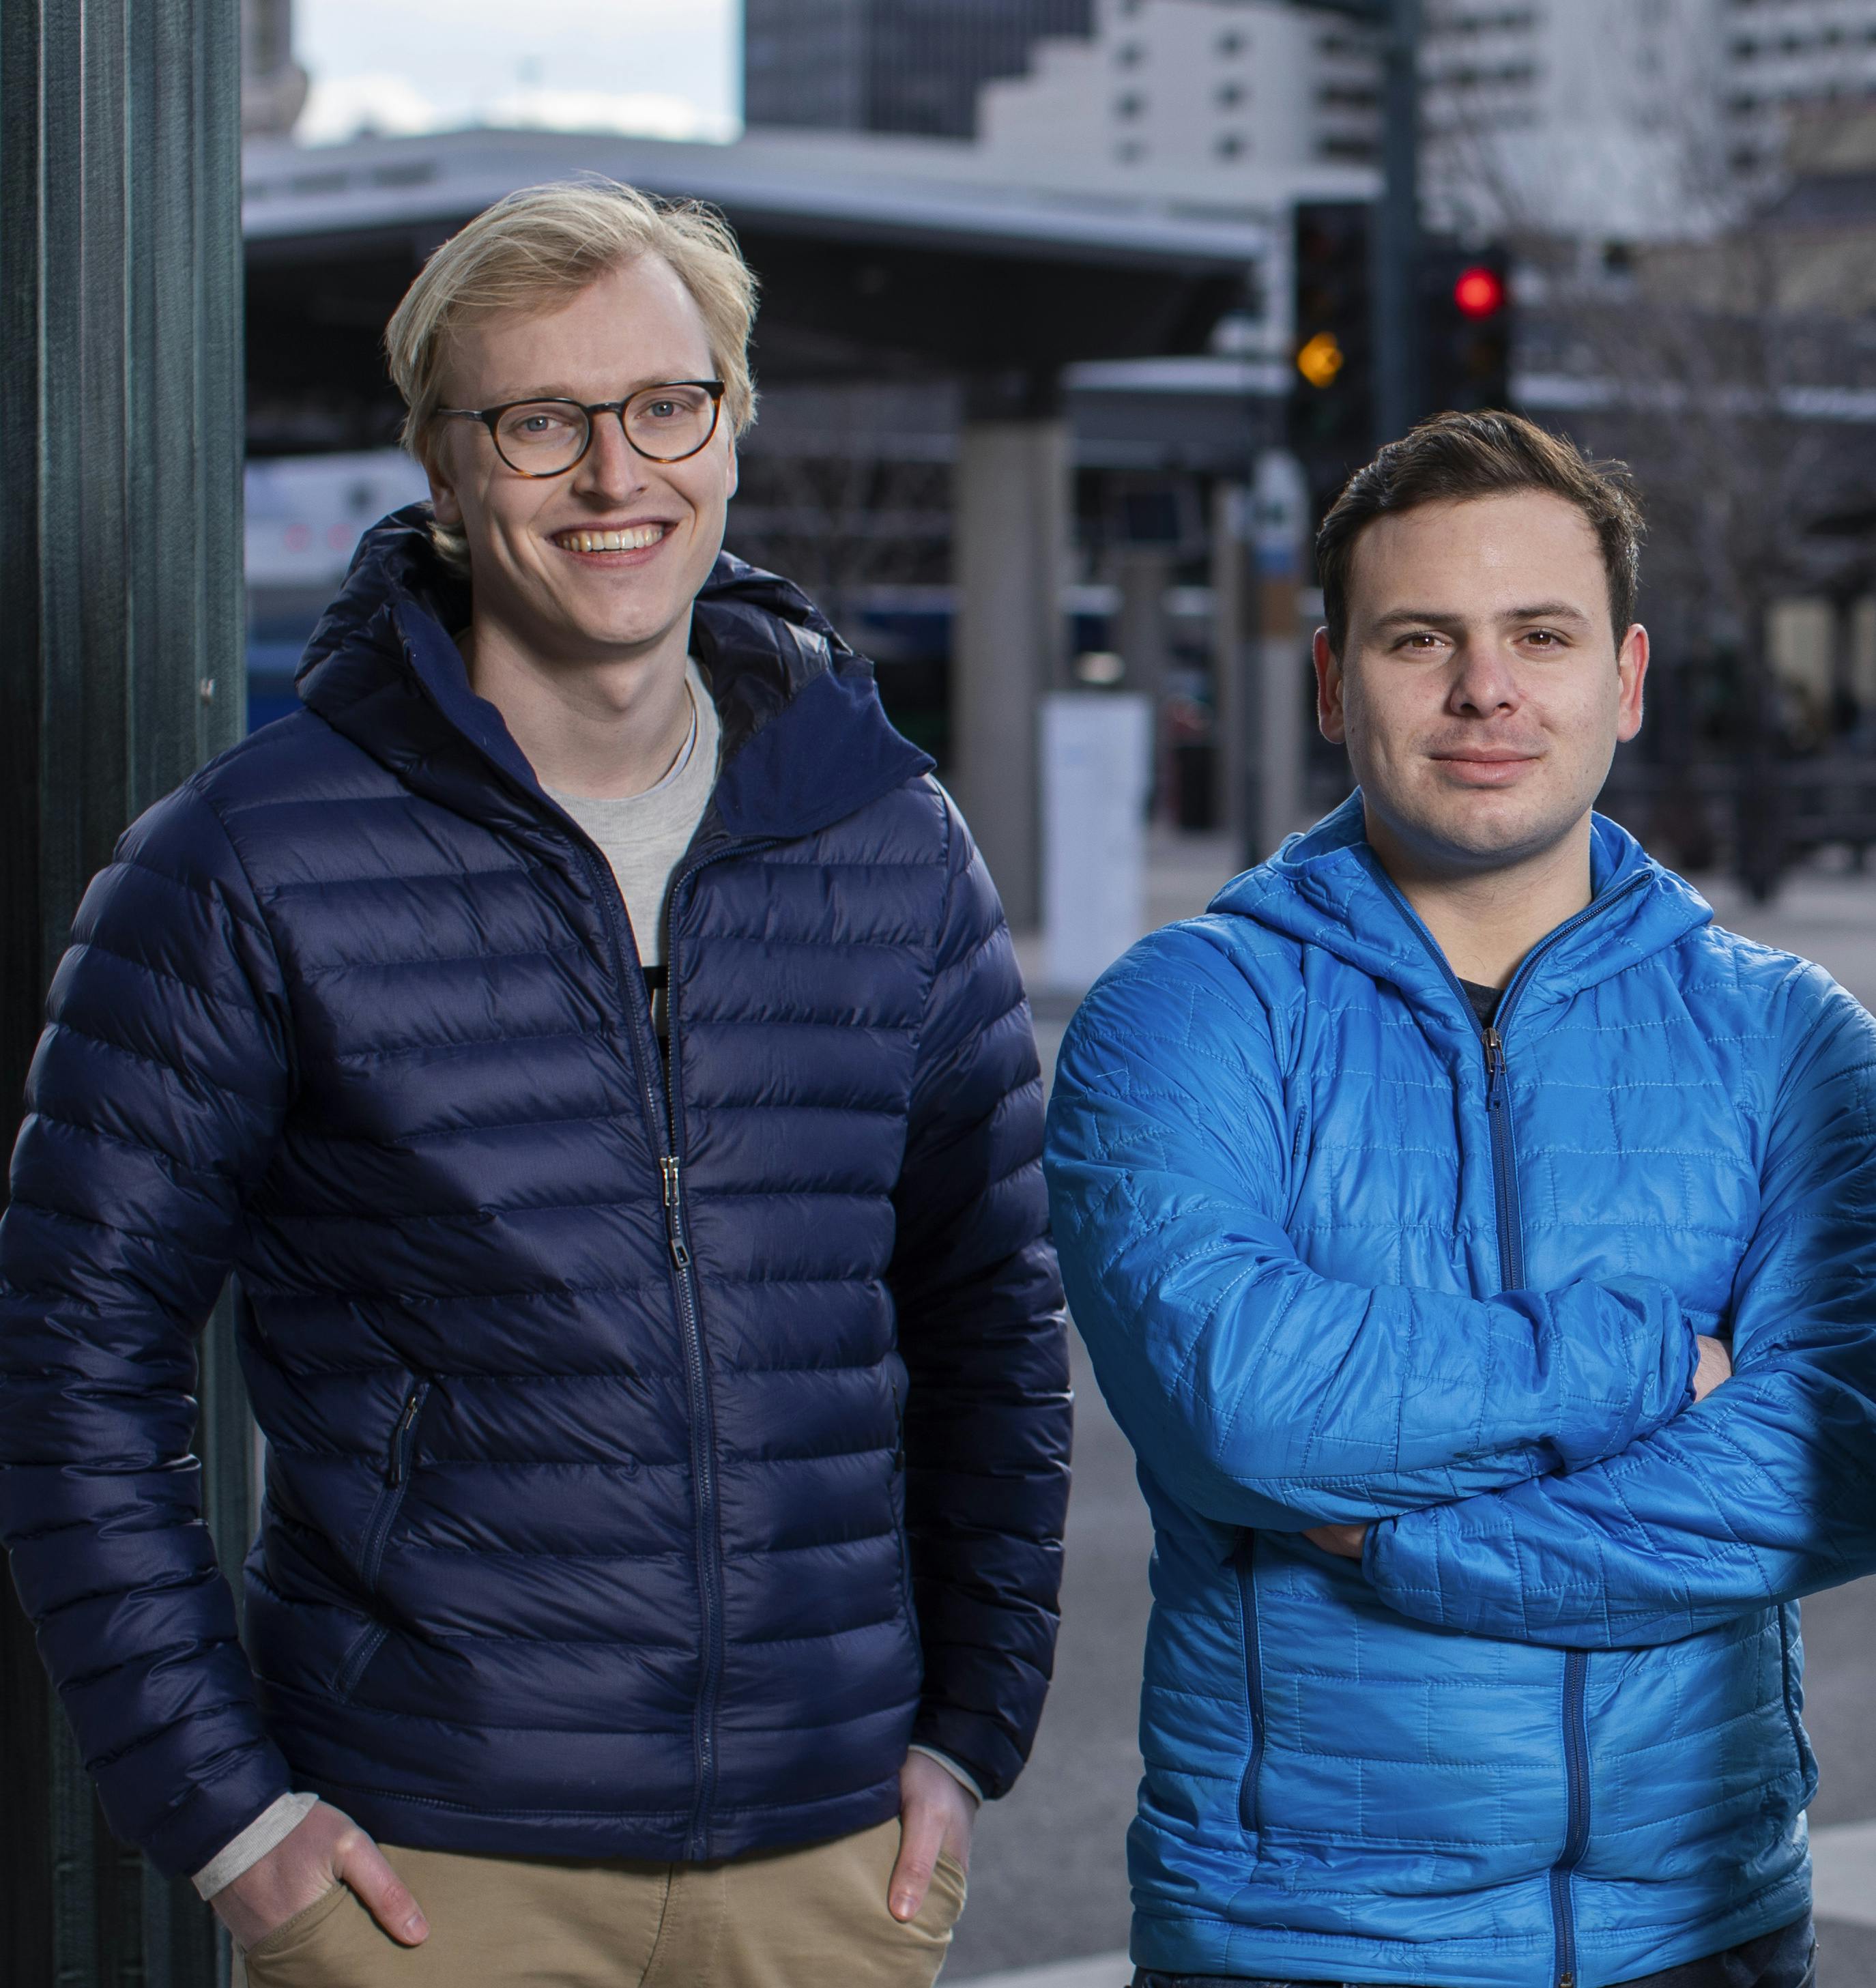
[1287,201,1372,499]
[1419,240,1512,417]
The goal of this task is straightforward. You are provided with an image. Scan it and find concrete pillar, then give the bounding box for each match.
[1,3,248,1979]
[1113,549,1171,817]
[1211,481,1252,849]
[951,407,1070,932]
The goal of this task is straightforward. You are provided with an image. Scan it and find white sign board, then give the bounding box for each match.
[245,449,431,590]
[1041,691,1153,993]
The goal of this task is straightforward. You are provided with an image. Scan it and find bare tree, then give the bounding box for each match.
[1436,48,1876,895]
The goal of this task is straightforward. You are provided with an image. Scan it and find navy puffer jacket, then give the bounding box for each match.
[0,513,1071,1879]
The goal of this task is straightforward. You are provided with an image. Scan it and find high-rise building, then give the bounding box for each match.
[1416,0,1725,240]
[742,0,1097,139]
[972,0,1381,177]
[1723,0,1876,171]
[242,0,308,136]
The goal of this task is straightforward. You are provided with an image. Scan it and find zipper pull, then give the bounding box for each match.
[1482,1024,1506,1101]
[661,1155,692,1271]
[387,1386,423,1485]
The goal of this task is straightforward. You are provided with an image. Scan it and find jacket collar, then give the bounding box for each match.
[295,506,932,843]
[1211,790,1714,1026]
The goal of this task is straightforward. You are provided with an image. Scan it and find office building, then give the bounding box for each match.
[972,0,1381,176]
[1725,0,1876,170]
[742,0,1096,139]
[242,0,307,135]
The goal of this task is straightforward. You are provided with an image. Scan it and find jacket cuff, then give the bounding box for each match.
[1363,1506,1465,1631]
[907,1744,983,1804]
[138,1738,297,1880]
[192,1791,319,1899]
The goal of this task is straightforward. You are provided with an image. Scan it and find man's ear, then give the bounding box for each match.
[1615,622,1649,745]
[1314,626,1348,745]
[725,435,739,506]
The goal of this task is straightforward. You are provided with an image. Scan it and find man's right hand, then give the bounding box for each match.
[212,1801,429,1953]
[1692,1334,1733,1403]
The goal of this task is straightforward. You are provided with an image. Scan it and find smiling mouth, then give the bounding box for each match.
[553,523,671,553]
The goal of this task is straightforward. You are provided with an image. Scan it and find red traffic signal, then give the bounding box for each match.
[1453,264,1506,319]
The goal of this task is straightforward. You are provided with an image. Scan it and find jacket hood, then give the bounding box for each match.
[1211,790,1714,1021]
[294,505,932,842]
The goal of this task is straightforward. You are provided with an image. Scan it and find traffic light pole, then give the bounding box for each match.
[1297,0,1422,446]
[1373,0,1422,447]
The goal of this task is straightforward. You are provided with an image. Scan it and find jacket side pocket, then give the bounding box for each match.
[332,1379,431,1701]
[1236,1532,1266,1842]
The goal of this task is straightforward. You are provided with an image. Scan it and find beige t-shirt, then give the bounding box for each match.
[545,661,721,977]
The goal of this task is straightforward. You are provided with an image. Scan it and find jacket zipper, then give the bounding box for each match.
[573,828,777,1862]
[358,1381,429,1590]
[1552,1649,1591,1988]
[335,1380,430,1701]
[656,841,777,1856]
[1481,1023,1523,1289]
[1363,865,1649,1987]
[1235,1535,1266,1836]
[571,835,726,1860]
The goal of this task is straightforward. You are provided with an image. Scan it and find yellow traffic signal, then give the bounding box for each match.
[1296,330,1346,390]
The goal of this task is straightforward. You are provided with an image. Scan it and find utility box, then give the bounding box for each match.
[1041,691,1153,992]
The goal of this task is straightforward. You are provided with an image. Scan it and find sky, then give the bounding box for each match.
[293,0,742,146]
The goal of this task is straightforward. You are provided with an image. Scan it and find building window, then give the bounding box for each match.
[1115,139,1144,164]
[1114,91,1145,119]
[1217,30,1244,56]
[1216,132,1246,158]
[1217,80,1245,107]
[1114,41,1144,68]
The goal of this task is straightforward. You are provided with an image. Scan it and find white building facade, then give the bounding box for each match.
[975,0,1381,177]
[973,0,1876,242]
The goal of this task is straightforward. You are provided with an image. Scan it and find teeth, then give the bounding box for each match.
[559,524,667,553]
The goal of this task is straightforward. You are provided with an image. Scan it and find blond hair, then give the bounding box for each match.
[384,177,759,571]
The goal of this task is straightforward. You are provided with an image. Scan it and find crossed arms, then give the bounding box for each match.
[1043,924,1876,1648]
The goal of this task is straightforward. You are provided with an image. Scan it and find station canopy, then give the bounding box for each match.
[242,124,1341,453]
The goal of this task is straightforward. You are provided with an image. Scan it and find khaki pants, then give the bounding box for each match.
[238,1817,966,1988]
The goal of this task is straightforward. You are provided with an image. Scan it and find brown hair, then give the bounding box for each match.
[1316,410,1645,657]
[384,177,759,573]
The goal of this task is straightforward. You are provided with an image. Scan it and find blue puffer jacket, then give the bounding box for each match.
[1046,796,1876,1987]
[0,513,1069,1880]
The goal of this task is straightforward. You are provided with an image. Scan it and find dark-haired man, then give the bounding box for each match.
[1047,410,1876,1987]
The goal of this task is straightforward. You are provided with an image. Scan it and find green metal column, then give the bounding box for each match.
[1,3,249,1983]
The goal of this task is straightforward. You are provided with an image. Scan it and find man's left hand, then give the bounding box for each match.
[889,1751,977,1922]
[1304,1521,1370,1559]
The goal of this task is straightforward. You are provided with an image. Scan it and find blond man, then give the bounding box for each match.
[0,181,1070,1987]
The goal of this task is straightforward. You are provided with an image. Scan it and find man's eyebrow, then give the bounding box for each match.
[1369,606,1464,630]
[1500,600,1593,625]
[470,373,702,405]
[1366,601,1593,631]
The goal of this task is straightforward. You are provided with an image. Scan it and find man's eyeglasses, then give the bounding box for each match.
[437,380,726,477]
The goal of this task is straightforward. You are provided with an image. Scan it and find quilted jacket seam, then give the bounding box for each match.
[26,1111,240,1188]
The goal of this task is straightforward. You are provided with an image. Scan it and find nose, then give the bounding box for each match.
[572,408,648,504]
[1447,637,1520,719]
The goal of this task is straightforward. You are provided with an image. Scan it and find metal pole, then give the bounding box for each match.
[1,2,248,1981]
[1372,0,1422,447]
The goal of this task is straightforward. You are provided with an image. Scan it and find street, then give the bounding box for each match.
[948,838,1876,1984]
